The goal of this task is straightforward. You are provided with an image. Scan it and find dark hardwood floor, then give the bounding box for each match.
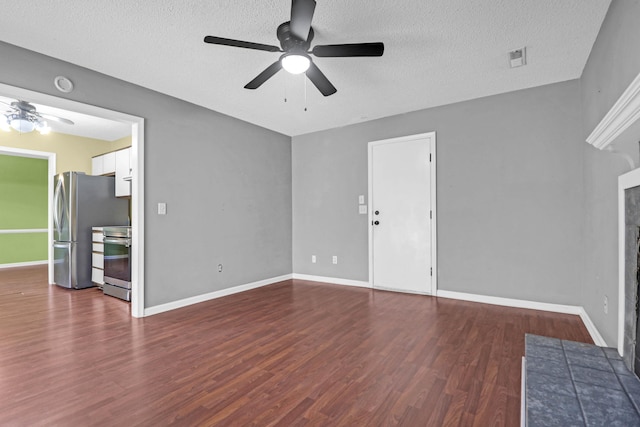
[0,265,592,426]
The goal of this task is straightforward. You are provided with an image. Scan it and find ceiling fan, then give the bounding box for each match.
[0,99,74,134]
[203,0,384,96]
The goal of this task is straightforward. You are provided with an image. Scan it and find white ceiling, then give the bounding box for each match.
[0,95,131,141]
[0,0,611,137]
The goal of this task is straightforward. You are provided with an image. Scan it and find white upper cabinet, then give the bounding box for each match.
[92,147,132,197]
[103,152,116,175]
[92,151,117,176]
[91,156,103,176]
[115,147,132,197]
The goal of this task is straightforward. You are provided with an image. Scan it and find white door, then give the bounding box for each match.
[369,134,434,294]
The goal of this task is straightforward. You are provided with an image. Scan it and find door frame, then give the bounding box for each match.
[0,147,56,271]
[367,132,437,295]
[0,83,146,318]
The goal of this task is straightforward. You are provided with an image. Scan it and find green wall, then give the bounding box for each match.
[0,154,48,264]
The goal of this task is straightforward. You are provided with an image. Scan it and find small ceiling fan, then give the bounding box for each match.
[0,99,74,134]
[203,0,384,96]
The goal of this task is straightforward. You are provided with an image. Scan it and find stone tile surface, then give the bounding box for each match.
[603,347,623,360]
[570,365,623,390]
[610,359,634,376]
[527,390,585,427]
[526,355,571,379]
[525,335,640,427]
[526,343,565,361]
[574,381,636,411]
[562,340,605,357]
[620,374,640,415]
[527,371,577,397]
[565,351,613,372]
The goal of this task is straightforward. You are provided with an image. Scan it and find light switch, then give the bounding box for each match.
[359,205,367,215]
[157,202,167,215]
[358,195,365,204]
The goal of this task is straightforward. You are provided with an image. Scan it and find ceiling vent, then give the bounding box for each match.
[509,47,526,68]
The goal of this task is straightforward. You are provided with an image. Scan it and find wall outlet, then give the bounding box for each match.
[332,256,338,264]
[311,255,316,263]
[218,264,223,273]
[359,205,367,215]
[157,202,167,215]
[604,295,608,314]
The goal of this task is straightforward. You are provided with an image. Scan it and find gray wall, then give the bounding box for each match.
[0,41,292,307]
[3,0,636,348]
[293,80,585,305]
[580,0,640,346]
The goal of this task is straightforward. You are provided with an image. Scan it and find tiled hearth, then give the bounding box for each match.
[525,334,640,426]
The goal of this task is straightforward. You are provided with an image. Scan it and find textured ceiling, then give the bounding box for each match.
[0,0,611,136]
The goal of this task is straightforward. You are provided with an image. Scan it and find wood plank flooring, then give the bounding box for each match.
[0,265,592,426]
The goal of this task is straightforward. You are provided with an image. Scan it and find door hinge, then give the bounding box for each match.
[429,153,432,162]
[430,210,432,219]
[430,267,433,276]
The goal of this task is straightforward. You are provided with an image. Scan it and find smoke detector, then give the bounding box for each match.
[54,76,74,93]
[508,47,526,68]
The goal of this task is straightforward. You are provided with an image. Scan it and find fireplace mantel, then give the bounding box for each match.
[588,72,640,150]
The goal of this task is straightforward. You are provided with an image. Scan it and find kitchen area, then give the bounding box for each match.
[0,88,144,317]
[53,147,135,302]
[0,92,139,305]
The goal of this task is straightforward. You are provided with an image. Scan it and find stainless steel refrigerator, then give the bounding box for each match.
[53,172,129,289]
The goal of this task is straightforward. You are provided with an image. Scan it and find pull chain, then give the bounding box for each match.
[304,75,307,112]
[284,76,288,103]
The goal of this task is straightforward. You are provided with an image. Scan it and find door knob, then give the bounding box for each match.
[373,220,380,225]
[374,210,380,215]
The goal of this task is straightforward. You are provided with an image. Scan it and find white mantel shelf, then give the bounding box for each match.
[587,72,640,150]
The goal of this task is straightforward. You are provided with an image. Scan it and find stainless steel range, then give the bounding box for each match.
[103,226,132,301]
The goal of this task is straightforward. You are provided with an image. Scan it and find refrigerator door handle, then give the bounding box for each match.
[53,177,61,235]
[53,176,67,236]
[53,242,71,249]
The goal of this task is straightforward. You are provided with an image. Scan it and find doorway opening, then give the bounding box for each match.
[0,147,55,269]
[0,83,145,318]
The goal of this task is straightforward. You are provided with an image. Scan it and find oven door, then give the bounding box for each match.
[103,237,131,289]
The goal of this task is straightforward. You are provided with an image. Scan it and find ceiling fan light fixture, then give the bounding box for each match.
[36,121,51,135]
[9,114,36,133]
[0,117,10,132]
[281,53,311,74]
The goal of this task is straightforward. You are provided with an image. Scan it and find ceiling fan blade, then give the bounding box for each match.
[244,61,283,90]
[40,113,74,125]
[204,36,281,53]
[312,42,384,57]
[290,0,316,41]
[306,62,336,96]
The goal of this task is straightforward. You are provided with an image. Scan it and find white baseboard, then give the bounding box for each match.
[578,307,608,347]
[143,274,609,347]
[436,290,607,347]
[436,290,582,314]
[292,273,371,288]
[144,274,293,317]
[521,357,526,427]
[0,260,47,269]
